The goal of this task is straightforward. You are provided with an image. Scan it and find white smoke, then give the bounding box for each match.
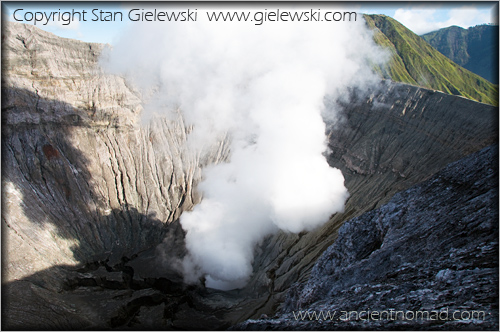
[103,5,387,290]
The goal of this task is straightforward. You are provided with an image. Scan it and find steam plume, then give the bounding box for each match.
[104,5,386,290]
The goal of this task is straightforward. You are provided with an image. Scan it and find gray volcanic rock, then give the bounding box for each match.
[235,144,499,330]
[2,22,229,282]
[2,22,140,128]
[243,82,498,318]
[2,22,498,330]
[2,22,231,330]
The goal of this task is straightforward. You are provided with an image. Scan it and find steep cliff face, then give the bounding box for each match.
[365,14,498,106]
[422,24,499,84]
[240,81,497,321]
[2,22,498,330]
[236,144,499,330]
[2,22,232,330]
[2,21,229,281]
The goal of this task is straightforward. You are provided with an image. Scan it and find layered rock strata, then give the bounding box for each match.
[236,144,499,330]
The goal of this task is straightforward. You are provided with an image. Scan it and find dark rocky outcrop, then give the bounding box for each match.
[235,144,499,330]
[243,82,497,320]
[2,21,498,330]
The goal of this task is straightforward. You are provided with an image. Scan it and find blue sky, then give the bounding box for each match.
[2,2,131,44]
[2,2,498,44]
[360,2,498,34]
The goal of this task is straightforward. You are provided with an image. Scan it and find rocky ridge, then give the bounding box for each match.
[365,14,498,106]
[236,144,499,330]
[2,21,229,281]
[421,24,499,84]
[2,21,232,330]
[244,81,498,319]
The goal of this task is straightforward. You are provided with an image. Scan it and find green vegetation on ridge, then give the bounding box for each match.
[364,14,498,106]
[422,24,499,84]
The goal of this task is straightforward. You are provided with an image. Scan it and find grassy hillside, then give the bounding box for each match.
[364,14,498,106]
[422,24,499,84]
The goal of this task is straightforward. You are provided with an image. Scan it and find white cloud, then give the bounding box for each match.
[394,8,440,34]
[103,6,388,290]
[445,6,491,29]
[394,5,495,35]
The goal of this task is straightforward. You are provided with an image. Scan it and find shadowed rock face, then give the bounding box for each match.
[235,144,498,330]
[2,22,230,278]
[245,82,498,317]
[2,22,498,330]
